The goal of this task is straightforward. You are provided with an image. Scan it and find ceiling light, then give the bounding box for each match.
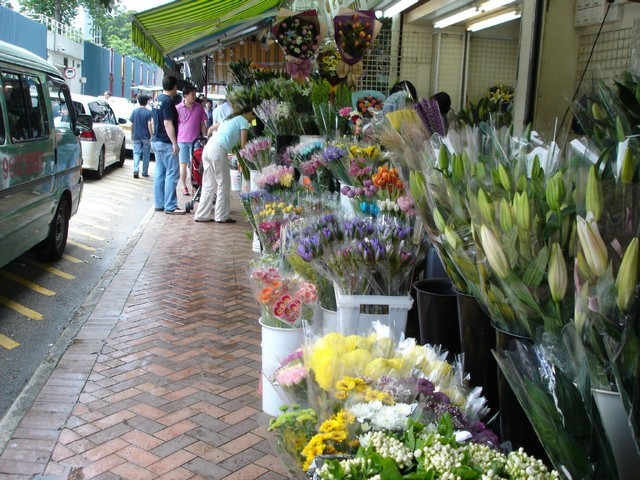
[467,10,521,31]
[433,0,515,29]
[384,0,420,18]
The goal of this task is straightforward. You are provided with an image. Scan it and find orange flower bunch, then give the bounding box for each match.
[372,166,404,194]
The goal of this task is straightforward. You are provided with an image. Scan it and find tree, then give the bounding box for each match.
[18,0,114,25]
[100,5,152,63]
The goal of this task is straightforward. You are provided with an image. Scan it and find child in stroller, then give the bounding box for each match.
[184,136,209,213]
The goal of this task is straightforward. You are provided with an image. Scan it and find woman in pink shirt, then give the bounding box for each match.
[176,85,208,196]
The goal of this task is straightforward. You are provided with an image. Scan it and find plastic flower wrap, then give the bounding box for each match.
[248,254,318,328]
[271,348,309,407]
[271,9,326,82]
[293,213,427,296]
[287,138,334,192]
[256,164,297,193]
[333,9,382,87]
[267,405,318,478]
[573,141,640,452]
[252,193,303,253]
[238,136,273,172]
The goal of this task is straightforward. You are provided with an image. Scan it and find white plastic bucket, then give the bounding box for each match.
[230,169,241,191]
[259,318,303,416]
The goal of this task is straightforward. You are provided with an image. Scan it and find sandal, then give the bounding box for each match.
[216,218,237,223]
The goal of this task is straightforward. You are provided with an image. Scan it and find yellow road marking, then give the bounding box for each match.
[72,219,110,231]
[0,270,55,296]
[0,334,19,350]
[69,228,105,241]
[22,259,75,280]
[62,254,83,263]
[0,296,43,320]
[67,239,96,252]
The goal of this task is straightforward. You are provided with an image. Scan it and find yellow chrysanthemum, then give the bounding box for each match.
[280,173,294,187]
[363,357,405,379]
[308,346,340,390]
[344,334,372,351]
[342,349,372,375]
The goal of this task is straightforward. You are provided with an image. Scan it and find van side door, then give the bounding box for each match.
[0,70,55,264]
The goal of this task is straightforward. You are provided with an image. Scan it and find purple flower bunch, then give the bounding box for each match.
[321,145,351,185]
[293,214,426,295]
[414,97,445,137]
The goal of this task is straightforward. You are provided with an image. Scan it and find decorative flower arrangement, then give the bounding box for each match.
[267,330,516,479]
[293,214,427,296]
[355,95,384,119]
[249,255,318,328]
[333,10,381,66]
[271,9,325,81]
[238,137,273,172]
[315,414,558,479]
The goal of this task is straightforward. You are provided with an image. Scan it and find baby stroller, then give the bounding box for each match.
[185,136,207,213]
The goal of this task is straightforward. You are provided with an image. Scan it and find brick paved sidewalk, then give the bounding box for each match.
[0,198,289,479]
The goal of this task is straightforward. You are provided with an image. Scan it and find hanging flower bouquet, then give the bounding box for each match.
[271,9,326,82]
[333,9,382,87]
[248,255,318,328]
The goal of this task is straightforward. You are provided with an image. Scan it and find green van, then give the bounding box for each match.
[0,40,91,268]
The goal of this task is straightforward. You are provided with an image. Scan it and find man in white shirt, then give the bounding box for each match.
[207,98,233,135]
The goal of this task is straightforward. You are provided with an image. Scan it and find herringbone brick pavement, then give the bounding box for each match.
[0,197,289,480]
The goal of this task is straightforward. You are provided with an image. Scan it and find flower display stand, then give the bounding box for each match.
[259,318,304,417]
[324,287,413,337]
[593,388,640,479]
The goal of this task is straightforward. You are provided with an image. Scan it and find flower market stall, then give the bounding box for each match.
[217,7,640,478]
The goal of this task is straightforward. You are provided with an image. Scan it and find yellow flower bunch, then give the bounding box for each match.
[301,409,356,470]
[334,376,394,404]
[349,144,380,162]
[386,109,420,132]
[255,201,302,221]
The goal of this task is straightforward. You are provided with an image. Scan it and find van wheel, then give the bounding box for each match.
[118,141,126,167]
[96,148,105,179]
[36,197,70,261]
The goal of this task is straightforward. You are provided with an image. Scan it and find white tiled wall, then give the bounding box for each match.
[432,32,465,110]
[466,36,519,103]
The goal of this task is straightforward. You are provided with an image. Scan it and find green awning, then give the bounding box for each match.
[132,0,280,66]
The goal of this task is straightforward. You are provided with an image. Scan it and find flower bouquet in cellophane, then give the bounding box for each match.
[248,254,318,329]
[271,9,326,82]
[333,9,381,87]
[250,191,303,254]
[265,322,530,479]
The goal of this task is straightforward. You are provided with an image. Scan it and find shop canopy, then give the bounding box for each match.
[131,0,280,66]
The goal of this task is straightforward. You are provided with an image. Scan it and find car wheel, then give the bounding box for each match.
[96,148,105,179]
[36,197,70,261]
[118,141,126,167]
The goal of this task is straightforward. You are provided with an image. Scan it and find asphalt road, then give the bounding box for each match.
[0,156,157,420]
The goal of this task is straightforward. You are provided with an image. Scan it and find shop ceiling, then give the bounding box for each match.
[132,0,521,68]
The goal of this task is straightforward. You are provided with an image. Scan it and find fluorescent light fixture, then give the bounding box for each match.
[467,10,521,31]
[434,7,478,28]
[384,0,420,18]
[434,0,515,28]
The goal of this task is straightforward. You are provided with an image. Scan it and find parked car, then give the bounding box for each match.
[70,94,126,178]
[0,40,89,267]
[106,96,135,152]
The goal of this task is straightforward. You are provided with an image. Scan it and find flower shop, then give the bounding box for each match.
[131,0,640,478]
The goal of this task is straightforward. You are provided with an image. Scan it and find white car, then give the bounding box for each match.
[107,96,136,151]
[70,94,126,178]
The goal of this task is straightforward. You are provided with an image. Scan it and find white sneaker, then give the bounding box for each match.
[165,208,186,215]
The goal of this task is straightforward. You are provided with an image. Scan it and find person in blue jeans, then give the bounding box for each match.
[151,75,185,215]
[129,94,152,178]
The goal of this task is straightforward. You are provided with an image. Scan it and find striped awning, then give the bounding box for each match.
[132,0,280,66]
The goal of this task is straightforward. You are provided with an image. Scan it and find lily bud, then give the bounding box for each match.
[548,242,567,303]
[576,213,608,277]
[476,162,485,180]
[616,116,626,143]
[513,191,530,232]
[438,147,449,173]
[516,174,528,193]
[585,165,602,221]
[591,103,604,121]
[531,155,542,180]
[480,225,510,279]
[620,144,634,185]
[452,153,465,182]
[498,164,511,192]
[499,198,514,232]
[433,208,446,233]
[616,237,639,312]
[478,188,494,224]
[445,226,462,250]
[546,172,565,211]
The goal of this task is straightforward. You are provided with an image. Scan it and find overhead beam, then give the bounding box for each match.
[405,0,460,23]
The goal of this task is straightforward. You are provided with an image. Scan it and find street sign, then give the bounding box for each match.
[64,67,76,80]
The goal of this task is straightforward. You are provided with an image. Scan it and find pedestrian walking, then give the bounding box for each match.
[129,94,153,178]
[151,75,185,215]
[194,105,255,223]
[176,84,208,196]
